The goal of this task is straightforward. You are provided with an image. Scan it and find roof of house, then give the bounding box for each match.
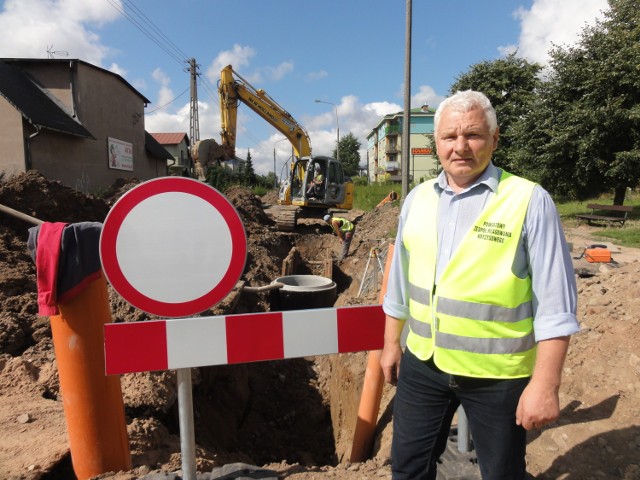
[0,60,94,139]
[145,131,174,160]
[1,58,151,104]
[150,132,190,146]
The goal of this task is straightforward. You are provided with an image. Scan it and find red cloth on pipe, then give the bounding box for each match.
[35,222,68,316]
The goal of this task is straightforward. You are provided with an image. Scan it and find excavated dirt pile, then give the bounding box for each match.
[0,171,639,480]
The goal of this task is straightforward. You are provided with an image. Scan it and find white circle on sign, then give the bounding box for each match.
[116,191,232,303]
[100,176,247,318]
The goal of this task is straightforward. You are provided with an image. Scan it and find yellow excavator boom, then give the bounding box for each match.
[198,64,353,232]
[218,65,312,160]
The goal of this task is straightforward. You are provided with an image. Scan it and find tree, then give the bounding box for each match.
[243,149,256,186]
[449,53,543,173]
[334,132,361,177]
[206,163,237,191]
[512,0,640,203]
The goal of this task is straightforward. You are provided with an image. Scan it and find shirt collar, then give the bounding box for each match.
[434,162,501,194]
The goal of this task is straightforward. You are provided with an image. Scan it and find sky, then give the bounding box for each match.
[0,0,609,177]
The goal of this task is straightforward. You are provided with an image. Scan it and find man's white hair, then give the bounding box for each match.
[434,90,498,137]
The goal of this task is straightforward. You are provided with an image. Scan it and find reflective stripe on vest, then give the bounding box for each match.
[409,281,431,305]
[403,171,537,379]
[436,330,536,354]
[408,299,535,351]
[408,314,432,338]
[436,296,532,323]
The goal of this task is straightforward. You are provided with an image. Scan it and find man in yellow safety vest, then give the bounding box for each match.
[324,214,355,260]
[380,90,579,480]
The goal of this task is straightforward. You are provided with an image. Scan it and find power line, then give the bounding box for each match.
[107,0,187,67]
[121,0,190,61]
[199,75,218,103]
[107,0,204,119]
[145,85,190,114]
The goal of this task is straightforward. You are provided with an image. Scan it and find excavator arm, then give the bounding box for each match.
[193,65,353,232]
[218,65,312,160]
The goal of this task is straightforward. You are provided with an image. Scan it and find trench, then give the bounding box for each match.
[40,223,366,478]
[180,237,360,467]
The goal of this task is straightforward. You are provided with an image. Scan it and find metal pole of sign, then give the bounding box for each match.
[100,177,248,480]
[457,406,471,453]
[177,368,197,479]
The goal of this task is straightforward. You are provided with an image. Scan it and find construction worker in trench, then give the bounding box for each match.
[323,214,355,260]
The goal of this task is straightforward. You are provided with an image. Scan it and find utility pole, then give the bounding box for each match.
[187,58,200,144]
[273,148,277,188]
[401,0,412,201]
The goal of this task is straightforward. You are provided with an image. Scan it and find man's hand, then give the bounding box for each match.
[515,336,569,430]
[515,379,560,430]
[380,342,402,385]
[380,315,406,385]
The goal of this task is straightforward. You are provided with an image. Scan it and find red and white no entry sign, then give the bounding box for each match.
[100,177,247,318]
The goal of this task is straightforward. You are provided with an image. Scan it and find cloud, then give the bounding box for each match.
[300,96,401,168]
[145,104,190,135]
[262,61,294,82]
[395,82,445,110]
[411,85,445,110]
[241,62,295,85]
[305,70,328,82]
[151,67,175,108]
[206,44,256,83]
[508,0,608,64]
[0,0,120,64]
[205,44,295,87]
[145,96,222,141]
[107,62,127,77]
[497,44,518,57]
[211,95,403,176]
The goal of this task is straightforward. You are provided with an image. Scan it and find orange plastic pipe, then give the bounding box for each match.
[350,243,394,462]
[375,191,399,209]
[50,273,131,479]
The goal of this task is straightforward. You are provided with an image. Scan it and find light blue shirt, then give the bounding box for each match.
[382,162,580,342]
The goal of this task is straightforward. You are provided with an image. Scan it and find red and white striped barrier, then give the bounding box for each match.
[104,305,385,375]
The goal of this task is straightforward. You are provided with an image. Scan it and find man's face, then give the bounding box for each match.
[435,107,499,191]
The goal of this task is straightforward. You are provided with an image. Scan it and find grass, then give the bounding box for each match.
[353,182,403,211]
[555,191,640,248]
[352,183,640,249]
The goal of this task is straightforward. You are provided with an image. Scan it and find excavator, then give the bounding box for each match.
[192,65,354,231]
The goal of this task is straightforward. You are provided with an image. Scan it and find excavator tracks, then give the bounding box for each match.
[269,205,299,232]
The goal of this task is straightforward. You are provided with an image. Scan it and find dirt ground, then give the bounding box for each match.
[0,171,639,480]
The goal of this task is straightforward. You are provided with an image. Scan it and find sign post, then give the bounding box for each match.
[100,177,247,480]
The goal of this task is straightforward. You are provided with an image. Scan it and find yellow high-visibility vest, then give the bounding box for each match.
[403,171,537,378]
[332,217,354,233]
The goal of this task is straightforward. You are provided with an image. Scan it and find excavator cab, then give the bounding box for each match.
[285,156,353,208]
[275,156,353,230]
[305,162,326,199]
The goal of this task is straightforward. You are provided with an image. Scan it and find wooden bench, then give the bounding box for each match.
[576,203,633,227]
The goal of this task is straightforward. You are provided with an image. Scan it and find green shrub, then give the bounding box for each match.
[251,185,268,196]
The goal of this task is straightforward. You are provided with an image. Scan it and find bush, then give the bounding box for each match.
[251,185,268,196]
[206,164,239,191]
[352,176,369,186]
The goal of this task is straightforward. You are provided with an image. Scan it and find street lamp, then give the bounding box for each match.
[273,137,289,188]
[314,99,340,162]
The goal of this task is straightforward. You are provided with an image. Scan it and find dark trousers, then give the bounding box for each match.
[391,349,529,480]
[340,230,354,259]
